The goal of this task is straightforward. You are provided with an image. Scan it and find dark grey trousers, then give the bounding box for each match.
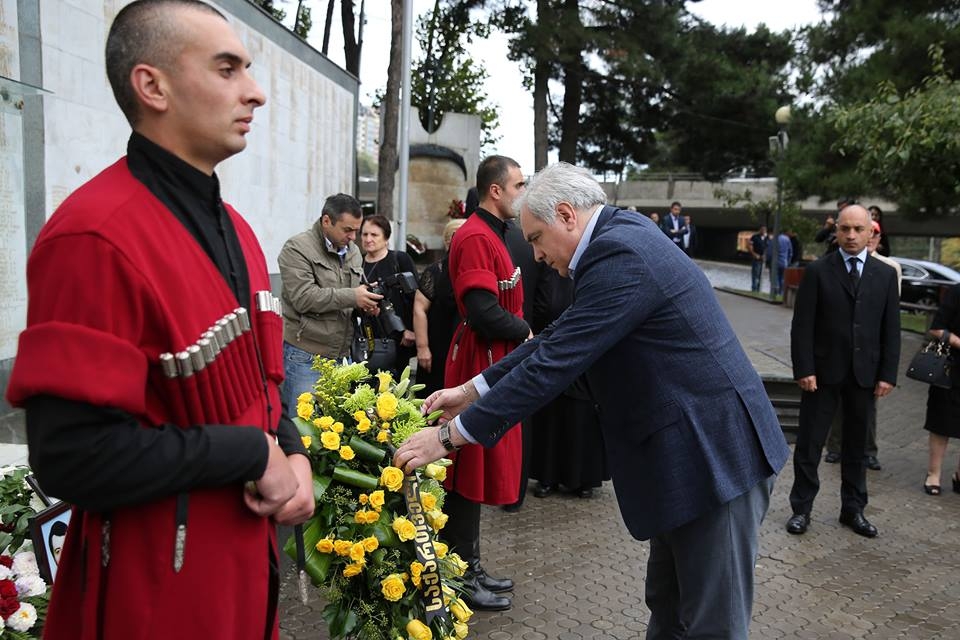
[644,476,774,640]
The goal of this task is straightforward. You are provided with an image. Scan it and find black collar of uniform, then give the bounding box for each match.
[474,207,510,239]
[127,132,222,209]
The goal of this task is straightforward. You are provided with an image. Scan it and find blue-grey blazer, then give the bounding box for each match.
[459,205,790,540]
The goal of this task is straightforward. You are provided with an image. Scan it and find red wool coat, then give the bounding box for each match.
[444,214,524,505]
[6,160,286,640]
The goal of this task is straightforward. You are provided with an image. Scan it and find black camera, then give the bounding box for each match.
[368,272,417,334]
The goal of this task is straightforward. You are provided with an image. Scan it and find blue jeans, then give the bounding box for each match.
[750,260,763,292]
[282,342,318,418]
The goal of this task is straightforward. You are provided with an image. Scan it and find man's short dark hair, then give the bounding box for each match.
[105,0,225,125]
[322,194,362,223]
[671,201,682,209]
[476,155,520,199]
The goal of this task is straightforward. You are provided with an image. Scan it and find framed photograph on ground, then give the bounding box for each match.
[28,501,71,584]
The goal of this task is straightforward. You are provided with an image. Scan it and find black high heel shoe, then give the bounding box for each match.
[953,473,960,494]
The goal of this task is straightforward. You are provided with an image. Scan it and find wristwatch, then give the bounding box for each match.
[438,423,459,452]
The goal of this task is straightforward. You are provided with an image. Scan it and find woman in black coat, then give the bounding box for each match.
[923,283,960,495]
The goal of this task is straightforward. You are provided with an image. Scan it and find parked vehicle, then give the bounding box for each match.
[890,257,960,310]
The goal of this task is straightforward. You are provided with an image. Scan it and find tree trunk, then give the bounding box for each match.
[377,0,403,219]
[557,0,582,164]
[341,0,361,76]
[321,0,335,54]
[531,0,550,170]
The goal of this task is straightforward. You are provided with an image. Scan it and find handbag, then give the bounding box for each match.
[906,330,953,388]
[351,317,397,372]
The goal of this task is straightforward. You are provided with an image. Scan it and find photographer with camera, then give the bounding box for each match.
[279,194,383,417]
[359,215,419,376]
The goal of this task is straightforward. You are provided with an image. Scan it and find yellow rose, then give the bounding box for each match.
[320,431,340,450]
[317,416,335,430]
[449,599,473,623]
[369,490,385,510]
[381,422,391,430]
[426,509,448,531]
[392,516,417,541]
[410,561,424,588]
[376,371,393,393]
[332,421,344,434]
[433,541,448,558]
[376,429,390,443]
[362,536,379,553]
[296,401,313,420]
[380,573,406,602]
[376,392,398,420]
[301,435,312,449]
[333,540,352,556]
[354,410,367,421]
[343,561,364,578]
[315,537,334,554]
[297,392,314,403]
[349,542,365,562]
[406,619,432,640]
[448,553,468,577]
[356,417,372,433]
[421,492,437,511]
[359,493,369,505]
[380,466,404,492]
[339,445,355,460]
[369,510,383,524]
[453,621,468,639]
[354,509,373,524]
[424,463,446,482]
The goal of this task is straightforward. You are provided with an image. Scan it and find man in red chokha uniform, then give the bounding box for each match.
[4,1,314,638]
[442,155,532,611]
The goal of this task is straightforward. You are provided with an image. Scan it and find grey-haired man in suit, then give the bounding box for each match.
[395,162,790,639]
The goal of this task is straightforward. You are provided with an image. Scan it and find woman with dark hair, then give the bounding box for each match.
[923,283,960,495]
[359,215,418,375]
[868,206,891,256]
[413,219,466,395]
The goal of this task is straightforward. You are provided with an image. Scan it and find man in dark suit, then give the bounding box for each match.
[785,204,900,538]
[395,162,790,639]
[660,200,687,249]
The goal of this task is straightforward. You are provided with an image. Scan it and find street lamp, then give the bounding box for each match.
[769,105,791,299]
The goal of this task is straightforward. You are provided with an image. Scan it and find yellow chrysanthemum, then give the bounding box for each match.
[392,516,417,541]
[300,435,312,449]
[376,392,398,420]
[375,371,393,393]
[339,445,355,460]
[320,431,340,450]
[380,466,404,492]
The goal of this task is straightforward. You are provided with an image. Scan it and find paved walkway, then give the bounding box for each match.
[279,286,960,639]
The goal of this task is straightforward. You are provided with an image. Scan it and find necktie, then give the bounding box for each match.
[848,256,860,290]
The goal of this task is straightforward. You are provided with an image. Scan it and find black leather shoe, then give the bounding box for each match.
[824,452,840,463]
[533,483,555,498]
[577,487,594,499]
[460,576,512,610]
[864,456,882,471]
[476,567,514,593]
[786,513,810,535]
[501,501,522,513]
[839,511,878,538]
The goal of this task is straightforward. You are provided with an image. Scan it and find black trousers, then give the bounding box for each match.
[441,491,481,563]
[790,377,872,515]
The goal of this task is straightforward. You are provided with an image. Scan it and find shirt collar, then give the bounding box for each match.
[568,205,605,278]
[127,132,220,206]
[839,246,869,264]
[474,207,510,238]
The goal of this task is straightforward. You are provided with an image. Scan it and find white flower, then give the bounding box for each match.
[0,565,11,580]
[15,574,46,597]
[0,612,5,629]
[11,551,39,577]
[7,602,37,631]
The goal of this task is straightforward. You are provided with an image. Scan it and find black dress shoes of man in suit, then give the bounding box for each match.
[785,513,810,535]
[533,482,555,498]
[839,511,878,537]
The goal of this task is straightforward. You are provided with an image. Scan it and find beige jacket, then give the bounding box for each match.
[279,219,362,357]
